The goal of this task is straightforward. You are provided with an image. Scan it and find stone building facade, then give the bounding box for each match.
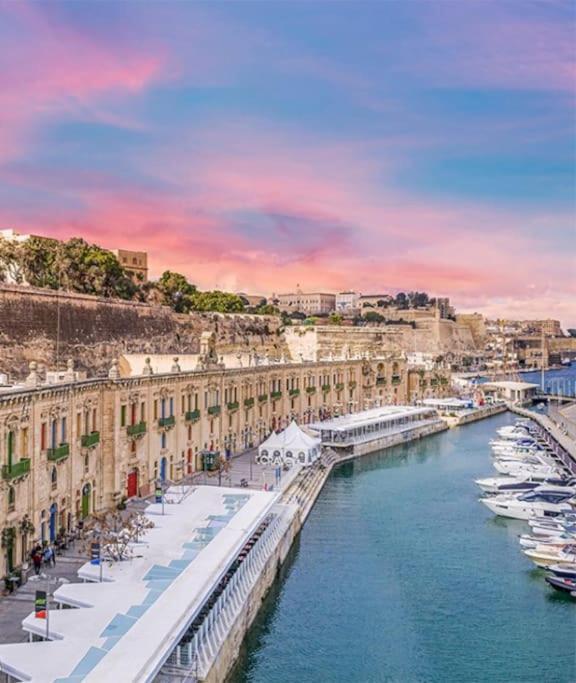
[0,354,450,578]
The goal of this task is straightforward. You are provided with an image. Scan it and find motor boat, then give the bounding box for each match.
[547,563,576,580]
[492,461,560,479]
[476,476,541,495]
[529,513,576,533]
[523,543,576,568]
[519,533,576,549]
[544,575,576,595]
[528,522,576,539]
[480,490,575,521]
[496,425,532,440]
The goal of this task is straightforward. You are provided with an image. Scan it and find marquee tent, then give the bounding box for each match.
[257,421,321,467]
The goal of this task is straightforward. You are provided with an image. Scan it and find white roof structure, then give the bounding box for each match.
[310,405,434,433]
[257,421,321,466]
[0,486,278,683]
[420,397,473,409]
[484,381,539,390]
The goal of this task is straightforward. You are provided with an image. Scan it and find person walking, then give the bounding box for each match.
[43,545,54,568]
[32,549,42,576]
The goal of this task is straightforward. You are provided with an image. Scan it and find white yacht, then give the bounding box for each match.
[523,543,576,568]
[480,489,575,521]
[492,460,559,479]
[496,424,532,440]
[476,476,540,495]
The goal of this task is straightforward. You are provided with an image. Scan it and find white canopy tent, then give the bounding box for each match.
[257,421,321,467]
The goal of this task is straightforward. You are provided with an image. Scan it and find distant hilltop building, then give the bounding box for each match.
[112,249,148,282]
[358,294,394,309]
[335,291,361,314]
[275,286,336,315]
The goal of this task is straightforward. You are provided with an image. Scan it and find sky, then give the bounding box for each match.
[0,1,574,326]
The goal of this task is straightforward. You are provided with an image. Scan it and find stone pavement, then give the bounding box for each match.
[0,549,87,644]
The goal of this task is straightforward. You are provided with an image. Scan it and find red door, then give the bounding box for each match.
[127,470,138,498]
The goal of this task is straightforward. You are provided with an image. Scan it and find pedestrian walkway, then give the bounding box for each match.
[0,551,87,644]
[0,448,294,647]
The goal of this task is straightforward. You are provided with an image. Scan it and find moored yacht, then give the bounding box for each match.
[524,543,576,569]
[480,490,575,521]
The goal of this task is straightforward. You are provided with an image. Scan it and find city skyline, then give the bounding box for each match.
[0,1,574,326]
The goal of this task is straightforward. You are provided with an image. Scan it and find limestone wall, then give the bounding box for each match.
[0,285,284,380]
[284,319,477,362]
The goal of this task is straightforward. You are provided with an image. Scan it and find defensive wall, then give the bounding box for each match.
[0,285,284,380]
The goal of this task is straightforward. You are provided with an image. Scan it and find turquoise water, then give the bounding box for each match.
[229,412,576,683]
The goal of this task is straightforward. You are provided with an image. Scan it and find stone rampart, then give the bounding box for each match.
[0,285,284,380]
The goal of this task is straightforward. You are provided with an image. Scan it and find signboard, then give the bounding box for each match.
[35,590,47,619]
[90,542,101,566]
[155,485,163,503]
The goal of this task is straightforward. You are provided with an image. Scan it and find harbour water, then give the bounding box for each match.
[521,364,576,398]
[229,412,576,683]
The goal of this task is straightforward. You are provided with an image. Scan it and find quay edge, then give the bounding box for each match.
[169,403,574,683]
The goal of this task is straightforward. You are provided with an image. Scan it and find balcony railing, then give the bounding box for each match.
[185,409,201,422]
[81,431,100,448]
[376,377,387,386]
[335,383,345,392]
[392,376,402,385]
[306,386,316,395]
[1,458,31,480]
[208,405,221,416]
[289,388,300,397]
[127,421,147,437]
[321,384,331,393]
[47,443,70,462]
[271,391,282,400]
[258,394,268,403]
[244,397,255,409]
[158,415,175,429]
[227,401,239,412]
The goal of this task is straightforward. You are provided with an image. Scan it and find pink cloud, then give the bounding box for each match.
[0,3,166,163]
[3,118,573,325]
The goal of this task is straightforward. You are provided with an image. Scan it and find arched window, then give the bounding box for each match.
[7,486,15,512]
[51,466,57,489]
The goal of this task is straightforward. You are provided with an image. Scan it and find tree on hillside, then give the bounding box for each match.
[253,303,279,315]
[157,270,197,312]
[363,311,385,323]
[189,290,245,313]
[394,292,408,309]
[19,237,62,289]
[59,239,137,300]
[0,237,25,284]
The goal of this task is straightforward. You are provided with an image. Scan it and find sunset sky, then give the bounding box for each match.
[0,1,574,325]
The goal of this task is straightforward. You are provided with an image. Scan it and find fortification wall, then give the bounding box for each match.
[0,285,284,380]
[284,319,477,361]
